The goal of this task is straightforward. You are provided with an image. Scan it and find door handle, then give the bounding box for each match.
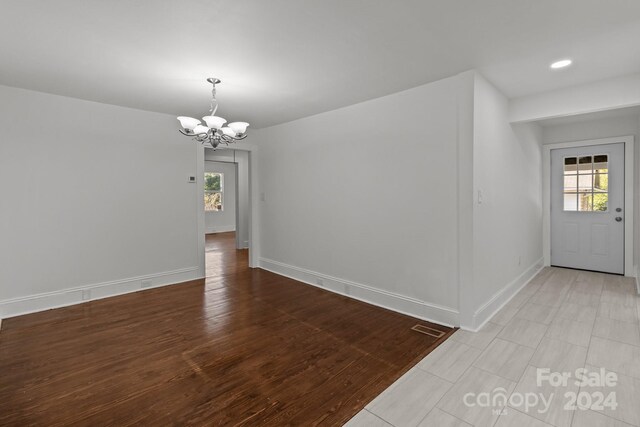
[615,217,623,222]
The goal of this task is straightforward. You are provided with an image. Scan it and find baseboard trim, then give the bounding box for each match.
[259,258,459,327]
[0,267,201,319]
[205,225,236,234]
[463,257,544,332]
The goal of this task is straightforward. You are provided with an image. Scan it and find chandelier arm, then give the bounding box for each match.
[221,134,234,144]
[179,129,193,136]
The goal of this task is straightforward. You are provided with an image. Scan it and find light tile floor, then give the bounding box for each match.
[345,267,640,427]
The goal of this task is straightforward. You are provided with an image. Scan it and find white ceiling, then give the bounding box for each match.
[2,0,640,128]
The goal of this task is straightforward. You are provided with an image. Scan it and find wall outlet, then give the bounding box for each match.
[188,176,196,183]
[141,280,153,288]
[81,289,91,301]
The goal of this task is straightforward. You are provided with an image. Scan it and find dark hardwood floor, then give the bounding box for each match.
[0,232,454,426]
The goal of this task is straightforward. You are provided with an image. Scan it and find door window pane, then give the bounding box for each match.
[564,157,577,174]
[578,156,592,174]
[593,155,608,173]
[592,193,608,212]
[578,174,593,192]
[564,175,577,191]
[564,193,577,211]
[594,174,608,192]
[578,193,593,211]
[562,153,608,212]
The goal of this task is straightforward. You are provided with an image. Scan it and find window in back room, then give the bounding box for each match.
[204,172,223,212]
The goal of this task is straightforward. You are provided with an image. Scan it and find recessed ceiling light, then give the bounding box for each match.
[550,59,572,69]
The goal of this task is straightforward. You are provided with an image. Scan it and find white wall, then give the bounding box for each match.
[204,160,236,233]
[464,74,544,328]
[255,71,546,328]
[0,85,203,317]
[257,74,468,325]
[0,71,548,327]
[541,114,640,281]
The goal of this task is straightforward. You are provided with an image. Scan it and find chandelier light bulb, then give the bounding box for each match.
[228,122,249,135]
[193,125,210,135]
[220,127,237,137]
[203,116,227,129]
[177,116,201,131]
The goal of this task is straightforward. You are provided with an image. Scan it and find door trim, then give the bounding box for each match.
[197,143,261,272]
[543,136,635,276]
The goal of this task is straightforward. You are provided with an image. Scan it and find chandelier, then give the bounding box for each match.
[177,78,249,149]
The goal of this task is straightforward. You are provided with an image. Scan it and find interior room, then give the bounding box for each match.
[1,1,639,426]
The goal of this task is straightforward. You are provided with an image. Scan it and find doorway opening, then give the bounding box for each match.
[203,148,251,276]
[543,136,634,276]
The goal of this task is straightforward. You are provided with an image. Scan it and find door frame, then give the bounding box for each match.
[197,142,261,274]
[543,135,635,276]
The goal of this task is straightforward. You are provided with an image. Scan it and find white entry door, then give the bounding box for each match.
[551,143,625,274]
